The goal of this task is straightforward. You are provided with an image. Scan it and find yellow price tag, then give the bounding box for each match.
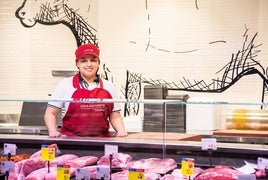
[41,145,55,161]
[57,164,70,180]
[128,168,144,180]
[181,158,194,176]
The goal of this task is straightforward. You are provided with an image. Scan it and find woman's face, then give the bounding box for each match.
[76,54,100,81]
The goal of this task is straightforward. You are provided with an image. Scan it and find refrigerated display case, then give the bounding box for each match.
[0,98,267,179]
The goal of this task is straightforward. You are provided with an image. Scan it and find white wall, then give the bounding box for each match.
[0,0,267,116]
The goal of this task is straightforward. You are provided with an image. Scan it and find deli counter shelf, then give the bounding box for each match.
[0,132,268,154]
[0,132,268,168]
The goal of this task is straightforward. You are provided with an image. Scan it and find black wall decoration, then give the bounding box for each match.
[15,0,268,116]
[15,0,98,46]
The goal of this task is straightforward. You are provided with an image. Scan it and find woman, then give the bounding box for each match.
[44,44,128,137]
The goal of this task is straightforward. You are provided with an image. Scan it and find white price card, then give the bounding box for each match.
[76,168,90,180]
[104,144,118,156]
[237,174,256,180]
[1,161,15,173]
[201,138,217,150]
[257,157,268,170]
[96,166,110,180]
[3,143,17,155]
[235,164,255,174]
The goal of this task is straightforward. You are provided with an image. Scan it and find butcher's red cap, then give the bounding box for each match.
[75,44,99,60]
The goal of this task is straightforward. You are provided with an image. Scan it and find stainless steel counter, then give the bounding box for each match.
[0,126,48,135]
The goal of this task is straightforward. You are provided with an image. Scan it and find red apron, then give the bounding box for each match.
[61,74,114,137]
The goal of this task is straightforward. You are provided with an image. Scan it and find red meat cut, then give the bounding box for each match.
[97,153,132,169]
[25,166,76,180]
[160,168,204,180]
[195,165,244,180]
[46,154,78,167]
[124,158,177,174]
[8,157,46,180]
[111,169,161,180]
[65,155,98,168]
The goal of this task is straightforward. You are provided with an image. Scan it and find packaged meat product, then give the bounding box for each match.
[97,153,132,169]
[81,165,109,180]
[8,157,46,180]
[25,166,76,180]
[111,169,161,180]
[46,154,79,167]
[195,165,244,180]
[8,144,60,180]
[65,155,98,168]
[125,158,177,174]
[160,168,204,180]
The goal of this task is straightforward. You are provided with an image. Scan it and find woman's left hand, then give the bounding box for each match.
[116,130,128,137]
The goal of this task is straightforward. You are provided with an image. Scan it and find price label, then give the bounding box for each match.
[201,138,217,150]
[1,161,15,173]
[257,157,268,170]
[41,145,56,161]
[128,168,145,180]
[104,144,118,156]
[237,174,256,180]
[3,143,17,155]
[56,164,70,180]
[76,168,90,180]
[181,158,194,176]
[96,166,110,180]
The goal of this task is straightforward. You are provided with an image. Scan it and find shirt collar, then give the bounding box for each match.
[78,72,99,89]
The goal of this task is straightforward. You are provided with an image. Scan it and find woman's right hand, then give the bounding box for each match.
[44,106,62,138]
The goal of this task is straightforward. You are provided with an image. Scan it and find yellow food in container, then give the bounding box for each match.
[226,109,268,130]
